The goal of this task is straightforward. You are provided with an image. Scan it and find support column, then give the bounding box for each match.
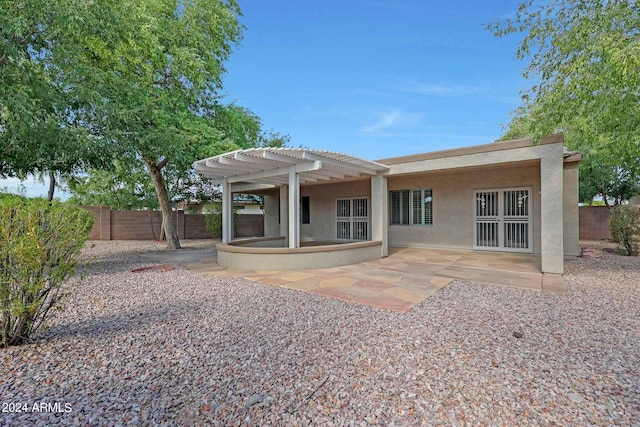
[288,166,300,248]
[540,151,564,274]
[371,175,388,257]
[280,184,288,245]
[563,162,581,256]
[222,177,233,243]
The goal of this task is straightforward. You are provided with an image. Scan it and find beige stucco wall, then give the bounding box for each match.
[300,179,371,241]
[263,190,280,237]
[386,163,543,253]
[262,179,372,242]
[563,162,581,256]
[256,142,579,271]
[217,239,382,269]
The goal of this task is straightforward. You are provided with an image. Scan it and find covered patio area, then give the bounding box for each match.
[148,245,567,312]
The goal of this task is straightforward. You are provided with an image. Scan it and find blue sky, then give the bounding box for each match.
[2,0,527,197]
[221,0,525,160]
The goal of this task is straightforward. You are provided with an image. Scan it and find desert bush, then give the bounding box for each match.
[609,205,640,256]
[0,196,93,347]
[204,204,237,238]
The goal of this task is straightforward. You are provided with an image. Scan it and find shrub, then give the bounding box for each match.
[609,205,640,256]
[204,204,237,238]
[0,196,93,347]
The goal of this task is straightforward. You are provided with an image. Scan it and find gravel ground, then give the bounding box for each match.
[1,240,639,426]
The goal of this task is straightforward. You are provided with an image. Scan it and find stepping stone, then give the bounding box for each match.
[581,247,603,259]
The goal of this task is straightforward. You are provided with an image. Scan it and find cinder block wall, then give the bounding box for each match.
[579,206,611,240]
[80,206,111,240]
[184,214,216,239]
[110,210,164,240]
[235,214,265,238]
[79,206,262,240]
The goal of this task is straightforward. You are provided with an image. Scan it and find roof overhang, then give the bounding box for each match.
[193,147,389,186]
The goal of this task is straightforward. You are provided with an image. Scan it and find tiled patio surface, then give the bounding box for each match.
[143,245,566,312]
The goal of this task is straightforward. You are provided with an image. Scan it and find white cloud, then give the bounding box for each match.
[361,110,422,133]
[362,111,402,133]
[396,78,483,96]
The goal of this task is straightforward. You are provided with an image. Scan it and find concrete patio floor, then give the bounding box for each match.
[143,245,567,312]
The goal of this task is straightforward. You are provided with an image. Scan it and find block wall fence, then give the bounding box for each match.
[79,206,264,241]
[81,206,612,242]
[578,206,611,241]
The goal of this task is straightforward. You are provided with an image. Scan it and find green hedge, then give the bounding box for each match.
[609,205,640,256]
[0,195,93,347]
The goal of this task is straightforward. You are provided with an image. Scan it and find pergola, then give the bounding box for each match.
[193,147,389,248]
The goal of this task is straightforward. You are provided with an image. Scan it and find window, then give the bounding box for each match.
[336,197,369,240]
[301,196,310,224]
[390,189,432,225]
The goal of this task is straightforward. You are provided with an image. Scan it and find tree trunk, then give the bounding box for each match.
[47,170,55,202]
[601,185,610,208]
[144,158,181,250]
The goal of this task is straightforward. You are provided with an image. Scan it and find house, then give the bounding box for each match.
[193,134,582,279]
[179,197,264,215]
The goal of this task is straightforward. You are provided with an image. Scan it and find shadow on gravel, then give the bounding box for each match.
[40,298,202,343]
[75,246,217,277]
[75,258,151,276]
[566,255,640,273]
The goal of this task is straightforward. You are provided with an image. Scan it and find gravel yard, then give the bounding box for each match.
[1,240,639,426]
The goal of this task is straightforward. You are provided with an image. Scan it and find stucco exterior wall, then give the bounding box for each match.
[300,179,371,241]
[254,141,579,270]
[261,180,373,242]
[562,162,581,256]
[263,190,280,237]
[386,163,543,253]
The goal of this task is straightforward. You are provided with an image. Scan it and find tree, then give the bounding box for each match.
[500,112,640,206]
[55,0,245,249]
[63,160,159,210]
[62,102,287,211]
[0,0,111,200]
[489,0,640,204]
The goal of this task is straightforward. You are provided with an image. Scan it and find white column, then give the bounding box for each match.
[371,175,388,257]
[288,165,300,248]
[279,184,288,245]
[221,177,233,243]
[540,149,564,274]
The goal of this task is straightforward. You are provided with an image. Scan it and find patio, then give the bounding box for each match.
[144,245,567,312]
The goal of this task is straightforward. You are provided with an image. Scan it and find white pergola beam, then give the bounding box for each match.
[235,151,290,168]
[302,151,379,176]
[219,155,266,170]
[322,164,360,177]
[211,161,322,185]
[206,159,259,174]
[263,150,303,164]
[300,172,331,182]
[231,183,277,192]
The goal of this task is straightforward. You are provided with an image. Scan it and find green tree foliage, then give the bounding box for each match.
[64,161,159,210]
[501,115,640,206]
[609,205,640,256]
[53,0,245,249]
[0,195,93,347]
[0,0,112,200]
[489,0,640,204]
[203,203,238,238]
[63,102,288,211]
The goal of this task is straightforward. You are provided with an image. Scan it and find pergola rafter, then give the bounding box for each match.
[193,147,389,248]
